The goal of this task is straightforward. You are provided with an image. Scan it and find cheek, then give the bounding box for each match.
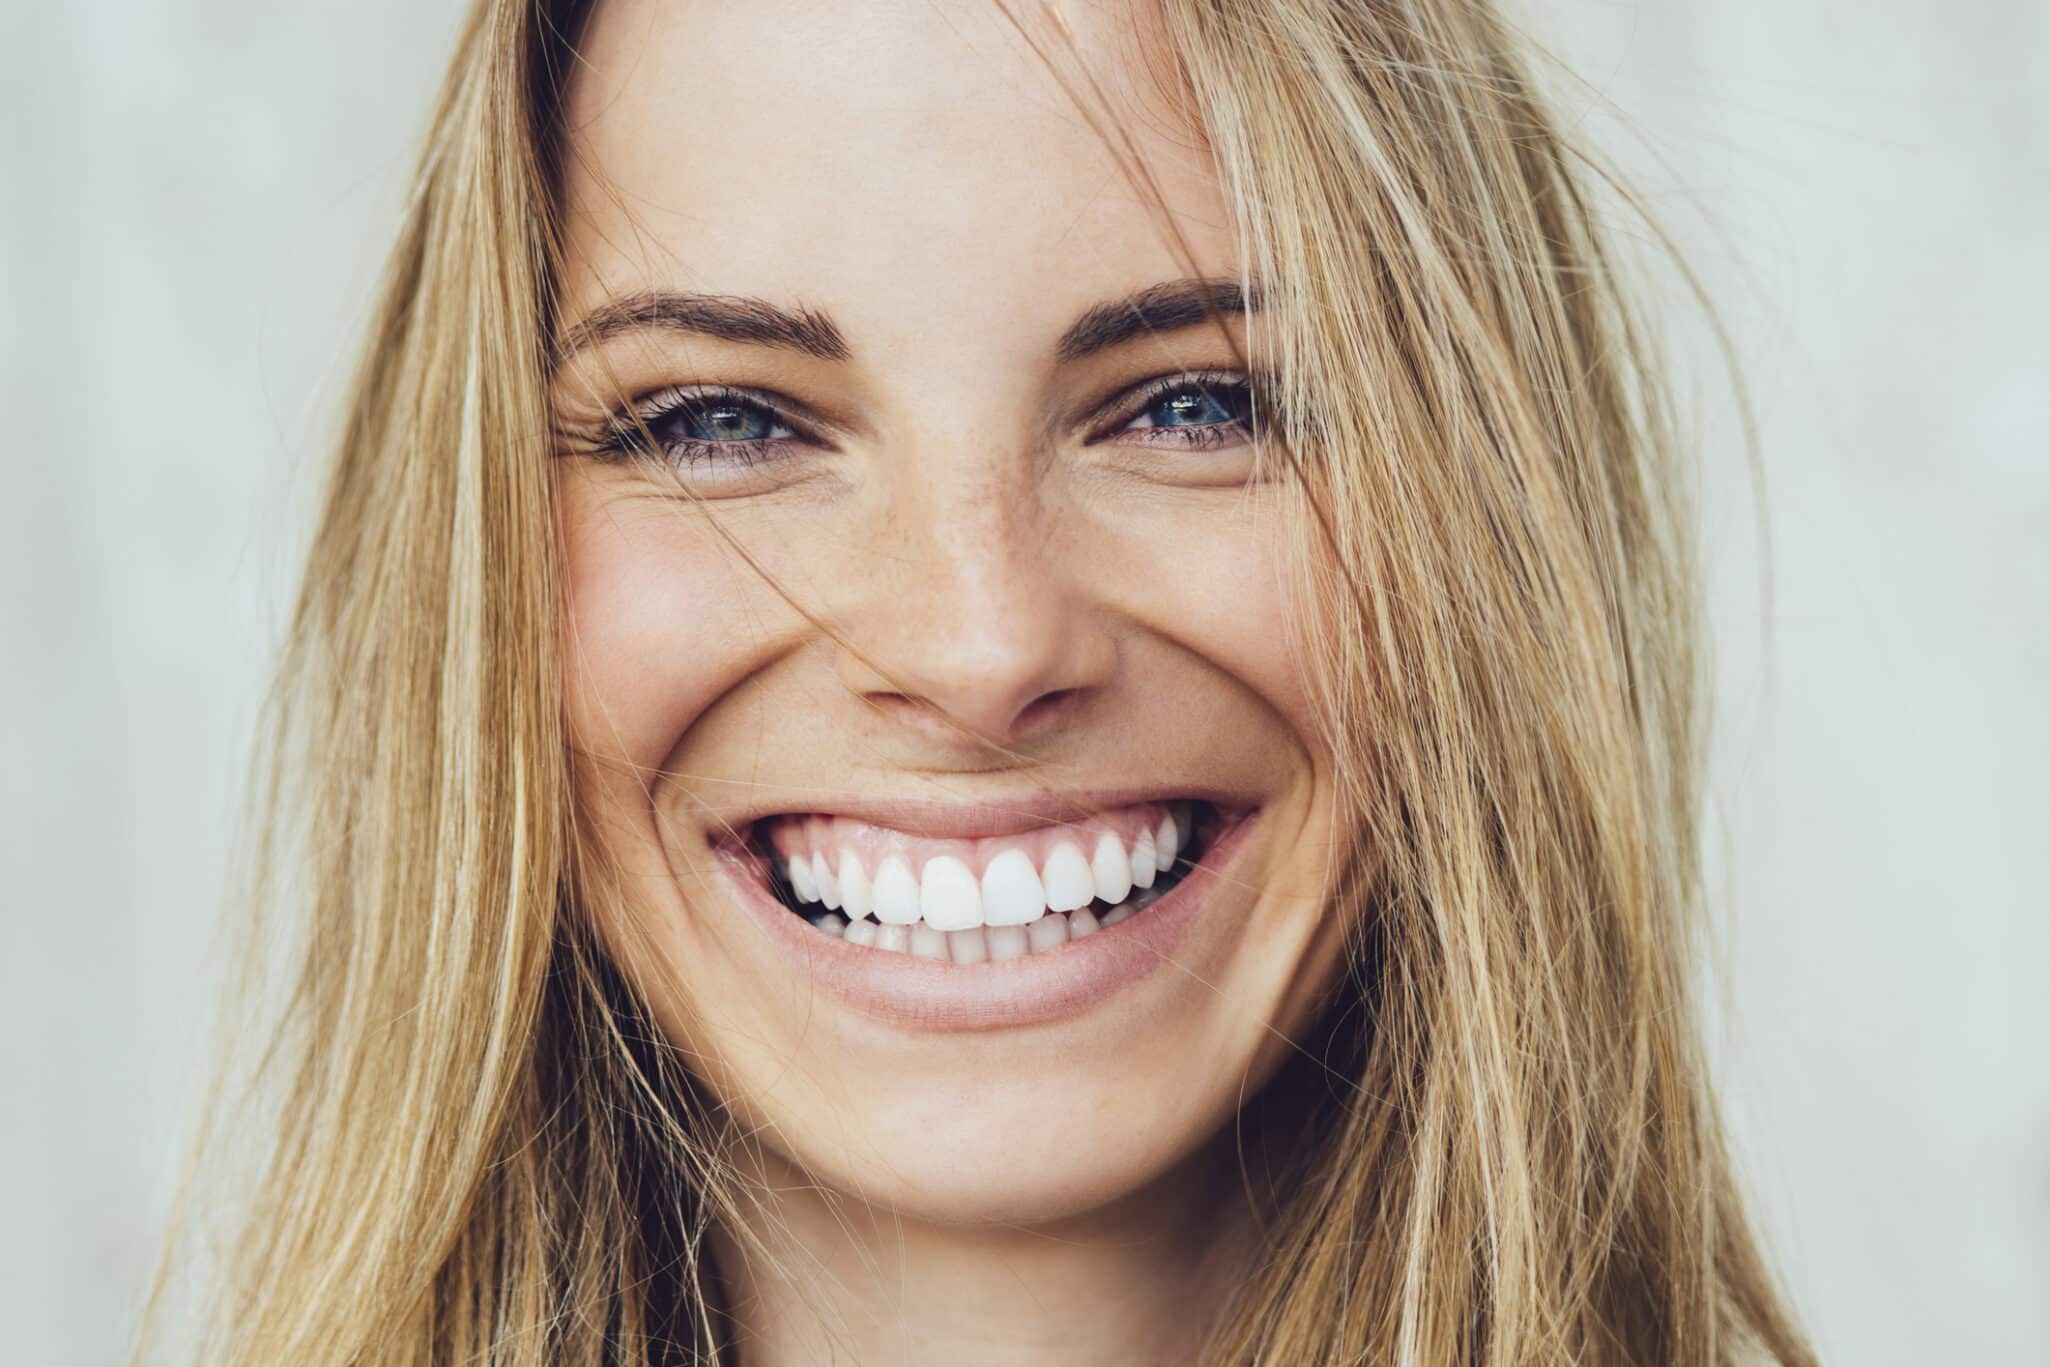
[1091,484,1349,1021]
[1088,483,1324,759]
[558,485,791,777]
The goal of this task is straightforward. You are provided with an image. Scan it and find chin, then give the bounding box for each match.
[765,1056,1237,1229]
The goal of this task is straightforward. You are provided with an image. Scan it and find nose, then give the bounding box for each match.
[831,469,1116,750]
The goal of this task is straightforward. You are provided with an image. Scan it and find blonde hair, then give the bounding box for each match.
[154,0,1814,1362]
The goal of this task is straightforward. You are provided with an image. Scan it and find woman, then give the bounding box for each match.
[166,0,1815,1362]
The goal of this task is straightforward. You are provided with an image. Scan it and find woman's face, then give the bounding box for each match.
[556,0,1346,1225]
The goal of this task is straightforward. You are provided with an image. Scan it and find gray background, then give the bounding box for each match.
[4,1,2044,1362]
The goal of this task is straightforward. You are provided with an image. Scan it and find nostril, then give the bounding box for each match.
[1002,687,1086,742]
[862,683,1087,749]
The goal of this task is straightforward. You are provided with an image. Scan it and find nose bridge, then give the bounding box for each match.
[835,452,1111,746]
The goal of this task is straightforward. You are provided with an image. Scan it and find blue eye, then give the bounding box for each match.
[676,395,779,442]
[602,385,806,471]
[1109,374,1259,450]
[1139,386,1246,429]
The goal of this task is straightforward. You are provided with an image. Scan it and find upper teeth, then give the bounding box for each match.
[771,802,1194,932]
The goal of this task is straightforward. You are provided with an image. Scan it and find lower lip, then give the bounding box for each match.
[711,810,1260,1032]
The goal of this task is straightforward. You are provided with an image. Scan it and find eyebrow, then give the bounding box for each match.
[1054,277,1257,362]
[556,291,852,363]
[554,276,1255,368]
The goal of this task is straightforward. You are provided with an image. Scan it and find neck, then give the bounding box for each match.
[708,1128,1259,1367]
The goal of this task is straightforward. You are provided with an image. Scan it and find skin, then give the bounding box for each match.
[552,1,1350,1361]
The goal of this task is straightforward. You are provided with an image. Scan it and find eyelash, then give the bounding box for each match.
[590,371,1262,472]
[595,384,813,470]
[1090,370,1262,451]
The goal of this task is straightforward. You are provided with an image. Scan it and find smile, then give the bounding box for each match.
[749,799,1222,962]
[707,794,1261,1029]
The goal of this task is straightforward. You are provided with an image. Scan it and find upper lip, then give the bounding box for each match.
[703,784,1258,844]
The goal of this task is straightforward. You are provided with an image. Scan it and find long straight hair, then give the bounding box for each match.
[156,1,1814,1362]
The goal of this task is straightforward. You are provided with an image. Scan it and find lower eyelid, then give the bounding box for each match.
[613,411,807,461]
[654,432,798,465]
[1121,422,1247,448]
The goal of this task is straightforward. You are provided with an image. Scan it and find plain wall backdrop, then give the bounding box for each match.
[4,2,2044,1362]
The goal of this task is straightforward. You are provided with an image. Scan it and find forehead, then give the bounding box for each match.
[557,0,1237,349]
